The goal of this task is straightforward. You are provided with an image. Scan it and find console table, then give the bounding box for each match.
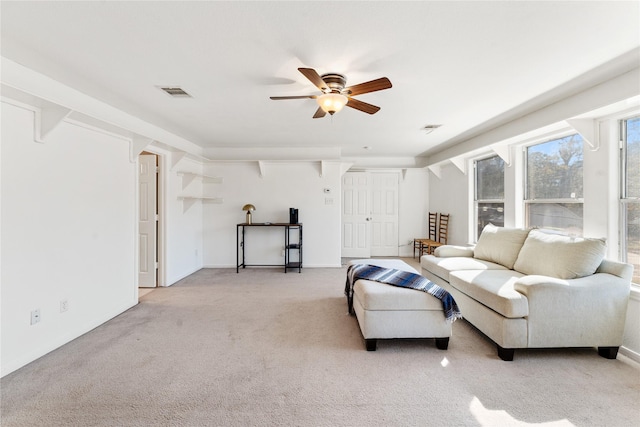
[236,223,303,273]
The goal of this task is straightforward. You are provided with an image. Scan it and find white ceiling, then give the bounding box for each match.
[1,1,639,163]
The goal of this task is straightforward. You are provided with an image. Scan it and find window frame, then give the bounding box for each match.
[474,154,505,241]
[523,133,585,235]
[619,115,640,284]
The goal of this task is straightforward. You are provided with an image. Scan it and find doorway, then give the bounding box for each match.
[138,152,159,288]
[341,171,399,258]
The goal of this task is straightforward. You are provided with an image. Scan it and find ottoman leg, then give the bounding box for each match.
[435,337,449,350]
[365,339,377,351]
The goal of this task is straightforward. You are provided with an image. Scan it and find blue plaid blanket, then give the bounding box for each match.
[345,264,462,322]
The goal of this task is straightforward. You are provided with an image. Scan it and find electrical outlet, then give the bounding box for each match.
[30,309,41,325]
[60,299,69,313]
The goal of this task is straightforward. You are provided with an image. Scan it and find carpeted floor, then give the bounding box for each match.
[1,261,639,426]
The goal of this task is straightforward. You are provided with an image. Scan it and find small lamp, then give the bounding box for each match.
[242,204,256,224]
[316,93,348,115]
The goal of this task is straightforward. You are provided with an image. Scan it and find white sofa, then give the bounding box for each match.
[420,224,633,361]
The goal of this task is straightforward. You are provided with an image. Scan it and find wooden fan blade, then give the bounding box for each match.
[270,95,317,100]
[298,68,329,92]
[313,107,327,119]
[346,98,381,115]
[344,77,392,96]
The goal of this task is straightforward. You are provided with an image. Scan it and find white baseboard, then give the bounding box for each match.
[1,301,136,378]
[202,263,343,269]
[165,266,202,286]
[619,345,640,364]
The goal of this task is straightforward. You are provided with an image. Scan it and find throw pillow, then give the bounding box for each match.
[473,224,530,269]
[512,230,606,279]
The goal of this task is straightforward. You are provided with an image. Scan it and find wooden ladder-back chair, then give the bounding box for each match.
[413,212,437,258]
[426,213,450,254]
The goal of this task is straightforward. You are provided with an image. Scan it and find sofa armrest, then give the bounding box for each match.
[514,273,630,299]
[596,259,634,282]
[513,273,631,347]
[433,245,474,258]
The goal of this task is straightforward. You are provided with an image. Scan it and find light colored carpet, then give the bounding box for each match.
[2,260,639,426]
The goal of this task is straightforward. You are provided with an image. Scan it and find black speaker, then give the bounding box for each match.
[289,208,299,224]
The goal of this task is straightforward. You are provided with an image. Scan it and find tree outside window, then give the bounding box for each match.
[525,134,584,235]
[475,155,504,240]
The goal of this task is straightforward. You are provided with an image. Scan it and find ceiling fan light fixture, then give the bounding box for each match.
[317,93,348,115]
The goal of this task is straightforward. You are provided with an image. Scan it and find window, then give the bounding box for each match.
[475,155,504,240]
[525,134,584,235]
[621,116,640,284]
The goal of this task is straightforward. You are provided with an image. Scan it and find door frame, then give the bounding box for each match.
[341,170,400,258]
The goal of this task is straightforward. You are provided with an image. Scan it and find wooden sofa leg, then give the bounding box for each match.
[435,337,449,350]
[497,345,515,361]
[598,346,619,359]
[365,339,377,351]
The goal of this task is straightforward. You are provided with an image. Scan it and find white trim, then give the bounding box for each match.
[2,57,205,158]
[1,301,136,377]
[426,66,640,166]
[566,118,600,151]
[619,346,640,364]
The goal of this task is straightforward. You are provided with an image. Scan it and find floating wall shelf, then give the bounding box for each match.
[177,196,224,203]
[176,171,223,184]
[177,170,224,209]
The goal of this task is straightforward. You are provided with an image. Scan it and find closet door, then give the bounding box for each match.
[370,172,399,257]
[138,154,157,287]
[341,172,399,258]
[342,172,371,258]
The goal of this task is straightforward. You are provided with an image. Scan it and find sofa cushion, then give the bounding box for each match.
[513,230,606,279]
[473,224,530,269]
[434,245,474,258]
[449,270,529,318]
[421,254,507,282]
[354,280,443,311]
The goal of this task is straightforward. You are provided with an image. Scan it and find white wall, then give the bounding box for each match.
[164,155,206,283]
[1,102,137,376]
[398,169,430,257]
[428,164,471,246]
[623,292,640,360]
[202,161,342,268]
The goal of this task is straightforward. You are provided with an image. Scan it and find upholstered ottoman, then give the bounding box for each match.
[349,259,452,351]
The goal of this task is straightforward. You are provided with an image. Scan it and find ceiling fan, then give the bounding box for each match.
[270,67,392,118]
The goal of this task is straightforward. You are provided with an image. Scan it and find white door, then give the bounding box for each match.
[138,154,157,287]
[342,172,400,258]
[341,172,371,258]
[370,173,399,256]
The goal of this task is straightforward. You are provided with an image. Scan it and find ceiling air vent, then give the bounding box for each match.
[158,86,192,98]
[422,124,442,135]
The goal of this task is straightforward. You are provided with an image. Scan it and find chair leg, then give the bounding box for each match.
[365,339,377,351]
